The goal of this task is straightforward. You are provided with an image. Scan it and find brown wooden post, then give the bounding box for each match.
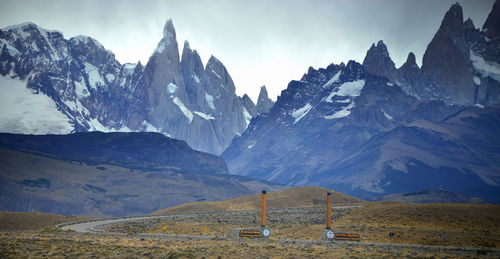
[261,190,267,227]
[326,192,332,229]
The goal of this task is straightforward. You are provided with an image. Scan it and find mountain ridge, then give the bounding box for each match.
[222,2,500,202]
[0,19,258,155]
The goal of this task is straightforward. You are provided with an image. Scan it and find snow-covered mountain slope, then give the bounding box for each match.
[0,20,256,155]
[222,2,500,201]
[0,76,72,134]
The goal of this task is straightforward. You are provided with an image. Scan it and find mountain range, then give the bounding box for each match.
[222,2,500,202]
[0,1,499,208]
[0,20,273,155]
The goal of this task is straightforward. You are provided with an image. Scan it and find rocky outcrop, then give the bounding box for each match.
[362,40,398,83]
[256,85,274,114]
[483,0,500,40]
[420,3,475,105]
[397,52,422,98]
[241,94,258,117]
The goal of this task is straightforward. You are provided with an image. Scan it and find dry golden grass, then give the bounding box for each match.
[332,202,500,248]
[151,186,364,215]
[145,202,500,249]
[0,231,474,258]
[0,211,90,231]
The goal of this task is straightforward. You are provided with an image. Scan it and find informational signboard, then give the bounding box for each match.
[239,229,262,237]
[239,228,270,238]
[334,233,360,241]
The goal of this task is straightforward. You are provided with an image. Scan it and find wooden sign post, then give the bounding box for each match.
[231,190,270,239]
[261,190,267,227]
[320,191,361,242]
[321,192,335,241]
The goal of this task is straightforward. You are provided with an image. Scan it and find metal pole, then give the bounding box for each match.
[261,190,267,227]
[326,192,332,229]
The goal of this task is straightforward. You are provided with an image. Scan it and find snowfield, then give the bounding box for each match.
[0,76,73,134]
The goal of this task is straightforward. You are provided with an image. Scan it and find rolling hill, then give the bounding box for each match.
[151,186,364,215]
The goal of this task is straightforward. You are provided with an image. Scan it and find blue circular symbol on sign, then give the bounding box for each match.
[262,228,270,237]
[327,231,334,239]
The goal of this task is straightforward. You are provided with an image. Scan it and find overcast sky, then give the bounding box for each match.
[0,0,495,101]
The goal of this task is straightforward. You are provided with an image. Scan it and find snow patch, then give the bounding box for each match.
[83,62,105,89]
[324,79,365,103]
[336,99,351,103]
[386,82,394,86]
[123,63,136,73]
[474,103,485,109]
[211,69,221,79]
[105,74,115,83]
[0,76,73,134]
[166,83,178,94]
[242,107,252,126]
[324,102,355,120]
[87,118,132,133]
[473,76,481,85]
[388,159,408,173]
[193,74,200,83]
[382,109,393,120]
[74,79,90,99]
[0,39,20,56]
[470,51,500,82]
[142,121,160,132]
[205,92,215,110]
[194,111,215,120]
[322,71,341,88]
[291,103,313,124]
[173,97,193,123]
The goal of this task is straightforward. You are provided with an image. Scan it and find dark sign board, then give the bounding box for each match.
[239,229,262,237]
[334,233,360,241]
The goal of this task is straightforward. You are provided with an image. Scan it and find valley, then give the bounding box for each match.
[1,187,499,258]
[0,1,499,257]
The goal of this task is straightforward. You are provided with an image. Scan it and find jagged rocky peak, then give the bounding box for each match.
[134,61,143,72]
[362,40,397,82]
[183,39,191,50]
[206,55,235,92]
[181,40,204,73]
[421,2,476,105]
[155,19,178,54]
[482,0,500,39]
[256,85,274,114]
[342,60,365,81]
[436,2,464,36]
[69,35,120,70]
[181,40,207,106]
[464,17,475,29]
[163,19,176,41]
[400,52,419,70]
[241,94,258,117]
[181,40,194,69]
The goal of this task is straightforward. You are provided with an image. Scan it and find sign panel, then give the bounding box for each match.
[334,233,360,241]
[239,229,262,237]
